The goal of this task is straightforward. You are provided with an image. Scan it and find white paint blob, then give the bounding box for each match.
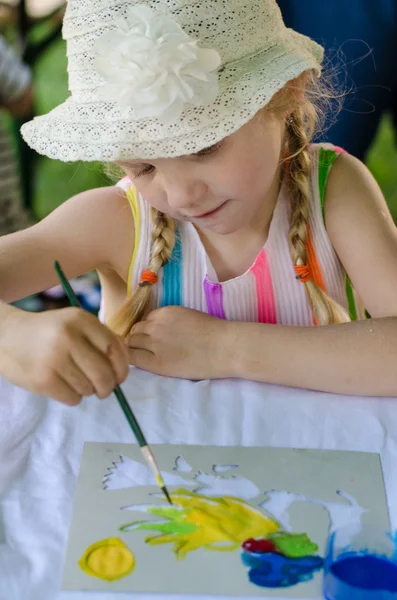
[173,456,193,472]
[259,489,367,532]
[103,455,196,491]
[193,472,260,500]
[212,464,239,473]
[104,456,366,537]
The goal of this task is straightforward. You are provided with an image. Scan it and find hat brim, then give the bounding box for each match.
[21,30,323,162]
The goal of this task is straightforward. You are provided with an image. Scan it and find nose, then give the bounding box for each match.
[164,173,208,211]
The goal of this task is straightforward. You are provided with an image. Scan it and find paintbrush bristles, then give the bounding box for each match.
[162,486,173,505]
[140,445,173,505]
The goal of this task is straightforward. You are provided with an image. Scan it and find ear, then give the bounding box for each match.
[286,113,295,125]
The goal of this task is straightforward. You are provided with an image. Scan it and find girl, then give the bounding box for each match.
[6,0,397,397]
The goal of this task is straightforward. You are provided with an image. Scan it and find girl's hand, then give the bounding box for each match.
[0,306,129,405]
[127,306,233,380]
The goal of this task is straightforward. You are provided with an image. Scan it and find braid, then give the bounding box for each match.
[286,109,350,325]
[107,207,176,337]
[147,207,176,273]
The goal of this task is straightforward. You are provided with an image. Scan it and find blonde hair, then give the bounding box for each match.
[108,70,349,336]
[285,109,350,324]
[264,71,350,325]
[107,207,177,337]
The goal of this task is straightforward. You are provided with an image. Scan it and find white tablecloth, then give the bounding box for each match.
[1,368,396,600]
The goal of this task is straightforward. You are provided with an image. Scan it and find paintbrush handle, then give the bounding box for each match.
[53,260,172,504]
[140,445,164,485]
[53,261,147,447]
[113,386,146,447]
[54,261,80,308]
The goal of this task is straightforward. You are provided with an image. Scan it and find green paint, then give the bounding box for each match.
[121,505,199,536]
[147,507,191,520]
[270,532,318,558]
[133,520,197,535]
[121,489,280,559]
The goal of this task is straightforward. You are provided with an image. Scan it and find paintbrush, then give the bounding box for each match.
[53,260,172,505]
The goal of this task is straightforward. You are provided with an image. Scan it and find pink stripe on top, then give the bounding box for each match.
[332,145,347,155]
[251,249,277,324]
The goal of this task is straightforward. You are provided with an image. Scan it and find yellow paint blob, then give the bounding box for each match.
[79,537,135,581]
[155,474,164,487]
[132,488,280,559]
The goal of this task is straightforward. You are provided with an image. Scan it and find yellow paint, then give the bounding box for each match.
[155,474,165,488]
[134,488,280,559]
[79,537,135,581]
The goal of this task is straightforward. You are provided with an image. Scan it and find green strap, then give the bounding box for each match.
[318,147,337,221]
[345,277,358,321]
[318,147,358,321]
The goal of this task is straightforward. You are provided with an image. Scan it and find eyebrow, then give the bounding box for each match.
[119,142,222,169]
[192,142,221,156]
[117,160,145,169]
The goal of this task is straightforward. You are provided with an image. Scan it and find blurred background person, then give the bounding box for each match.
[0,34,33,236]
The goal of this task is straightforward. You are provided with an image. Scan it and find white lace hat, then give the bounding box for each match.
[21,0,324,162]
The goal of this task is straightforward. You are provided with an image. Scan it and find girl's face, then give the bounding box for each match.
[118,112,285,235]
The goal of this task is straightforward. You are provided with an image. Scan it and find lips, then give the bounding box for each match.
[191,200,228,219]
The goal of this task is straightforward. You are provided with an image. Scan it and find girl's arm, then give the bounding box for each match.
[228,317,397,396]
[0,188,134,403]
[0,185,134,302]
[128,305,397,396]
[325,152,397,319]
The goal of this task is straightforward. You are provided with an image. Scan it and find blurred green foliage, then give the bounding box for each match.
[33,38,109,219]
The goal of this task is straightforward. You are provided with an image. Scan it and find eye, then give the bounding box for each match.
[194,141,224,157]
[134,164,155,178]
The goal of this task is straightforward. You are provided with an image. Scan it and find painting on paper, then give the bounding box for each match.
[62,443,389,597]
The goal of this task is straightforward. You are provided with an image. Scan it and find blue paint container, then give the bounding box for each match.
[323,525,397,600]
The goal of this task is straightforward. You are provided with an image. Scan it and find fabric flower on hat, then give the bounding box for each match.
[94,5,222,122]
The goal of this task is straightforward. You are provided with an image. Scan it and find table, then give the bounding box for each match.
[0,368,396,600]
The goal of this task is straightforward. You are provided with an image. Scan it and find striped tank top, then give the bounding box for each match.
[116,143,362,326]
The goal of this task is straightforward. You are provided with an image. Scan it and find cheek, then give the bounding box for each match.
[132,180,168,212]
[227,153,278,197]
[234,122,284,192]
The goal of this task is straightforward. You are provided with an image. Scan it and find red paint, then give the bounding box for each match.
[242,538,277,554]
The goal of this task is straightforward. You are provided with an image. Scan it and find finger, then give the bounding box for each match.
[126,333,153,351]
[79,316,129,384]
[106,342,130,384]
[130,321,149,335]
[71,339,117,399]
[144,307,163,321]
[61,356,95,398]
[77,311,121,354]
[46,372,82,406]
[128,348,156,372]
